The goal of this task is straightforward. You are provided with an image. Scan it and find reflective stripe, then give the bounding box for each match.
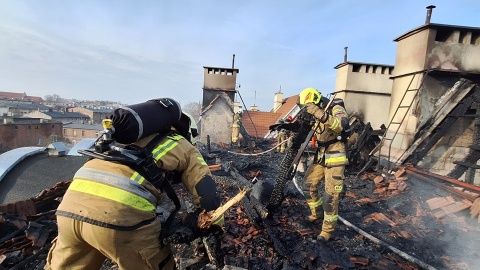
[326,156,348,164]
[74,167,157,210]
[197,156,207,165]
[169,134,184,140]
[324,214,338,222]
[152,138,178,161]
[131,171,145,184]
[69,179,156,212]
[332,108,344,116]
[334,185,343,192]
[325,152,347,163]
[330,117,340,130]
[308,198,322,208]
[120,106,143,141]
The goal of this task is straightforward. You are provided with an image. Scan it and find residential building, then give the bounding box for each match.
[333,50,394,130]
[377,6,480,182]
[200,55,240,144]
[0,122,62,152]
[67,107,112,124]
[23,110,90,124]
[0,91,44,103]
[63,123,103,145]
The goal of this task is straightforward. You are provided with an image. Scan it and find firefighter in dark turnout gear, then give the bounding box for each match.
[45,99,222,270]
[298,88,349,242]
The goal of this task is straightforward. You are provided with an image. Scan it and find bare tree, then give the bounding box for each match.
[182,101,202,123]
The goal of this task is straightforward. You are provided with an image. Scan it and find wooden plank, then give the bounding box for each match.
[426,197,455,210]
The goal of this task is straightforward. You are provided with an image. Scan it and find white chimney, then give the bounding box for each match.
[273,91,284,112]
[233,101,242,114]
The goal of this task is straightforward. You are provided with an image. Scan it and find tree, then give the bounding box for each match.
[44,94,63,103]
[182,101,202,124]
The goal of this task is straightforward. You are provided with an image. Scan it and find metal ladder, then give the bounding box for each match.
[378,70,429,169]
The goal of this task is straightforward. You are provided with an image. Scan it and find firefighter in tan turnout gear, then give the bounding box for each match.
[45,98,222,270]
[298,88,349,242]
[276,116,293,153]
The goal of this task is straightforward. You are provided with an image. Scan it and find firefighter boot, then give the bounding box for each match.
[307,199,323,222]
[317,231,331,242]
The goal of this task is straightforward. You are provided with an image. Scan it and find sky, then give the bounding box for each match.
[0,0,478,111]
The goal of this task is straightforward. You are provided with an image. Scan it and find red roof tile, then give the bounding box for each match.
[242,110,282,138]
[271,95,298,122]
[0,91,44,102]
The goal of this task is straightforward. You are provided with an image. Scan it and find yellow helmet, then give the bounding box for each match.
[298,87,322,106]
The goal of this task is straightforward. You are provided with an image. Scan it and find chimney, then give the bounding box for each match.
[344,47,348,63]
[273,90,284,112]
[233,101,242,114]
[425,5,436,24]
[250,105,259,111]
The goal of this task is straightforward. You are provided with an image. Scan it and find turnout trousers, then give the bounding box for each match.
[301,163,345,234]
[45,216,175,270]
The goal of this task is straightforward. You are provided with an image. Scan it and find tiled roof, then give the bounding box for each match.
[201,92,234,114]
[241,110,282,138]
[271,95,299,122]
[0,91,44,102]
[3,102,50,110]
[44,111,89,118]
[63,123,103,130]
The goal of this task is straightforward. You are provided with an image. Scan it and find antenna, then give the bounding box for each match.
[254,90,257,105]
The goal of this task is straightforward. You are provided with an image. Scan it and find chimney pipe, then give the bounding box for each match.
[425,5,436,24]
[344,47,348,63]
[232,54,235,69]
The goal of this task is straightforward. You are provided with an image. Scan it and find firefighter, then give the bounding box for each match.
[276,116,293,153]
[298,87,349,242]
[44,100,222,270]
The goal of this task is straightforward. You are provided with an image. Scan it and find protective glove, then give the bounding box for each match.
[305,103,329,123]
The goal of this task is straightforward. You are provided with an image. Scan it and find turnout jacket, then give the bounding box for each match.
[314,104,349,167]
[56,132,212,229]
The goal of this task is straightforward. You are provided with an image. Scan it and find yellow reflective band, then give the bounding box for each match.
[197,155,207,165]
[332,108,345,116]
[308,198,323,208]
[330,118,340,130]
[324,214,339,222]
[334,185,343,192]
[326,156,348,163]
[70,179,156,212]
[170,134,184,140]
[152,139,178,161]
[130,171,145,184]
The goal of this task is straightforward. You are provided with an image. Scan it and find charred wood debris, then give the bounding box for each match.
[1,120,480,270]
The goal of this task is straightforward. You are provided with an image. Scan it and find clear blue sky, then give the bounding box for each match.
[0,1,478,111]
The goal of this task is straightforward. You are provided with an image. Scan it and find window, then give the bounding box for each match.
[82,130,85,137]
[14,125,18,130]
[63,129,67,135]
